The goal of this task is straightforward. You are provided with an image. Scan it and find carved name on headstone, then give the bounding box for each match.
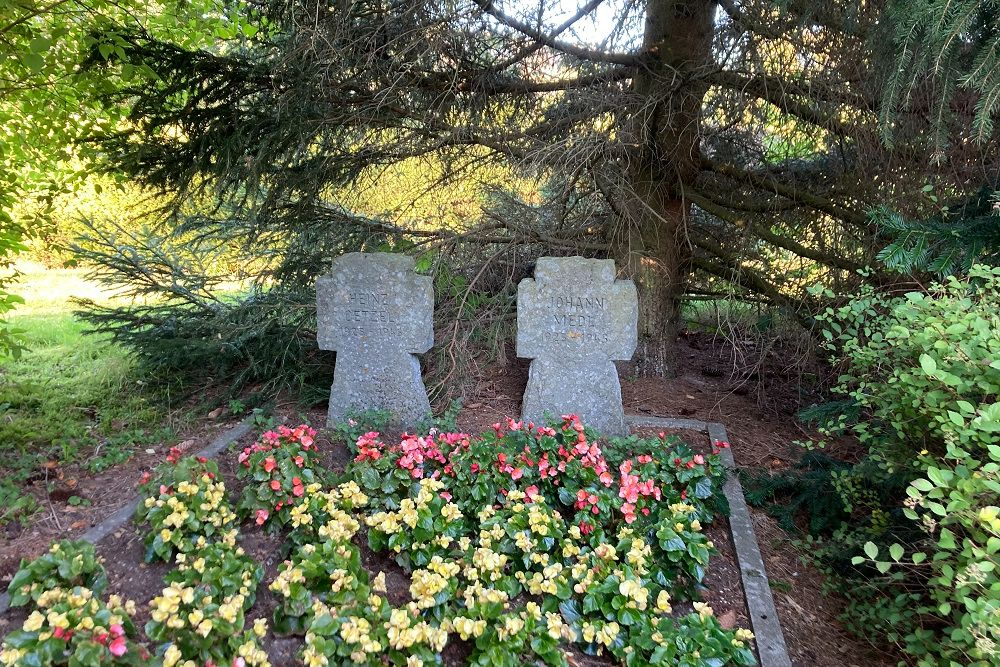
[517,256,637,436]
[316,252,433,430]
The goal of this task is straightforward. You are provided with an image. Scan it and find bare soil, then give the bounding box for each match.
[1,333,892,666]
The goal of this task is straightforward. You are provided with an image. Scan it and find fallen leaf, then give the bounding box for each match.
[41,460,59,469]
[719,609,737,629]
[65,479,77,489]
[176,439,196,451]
[466,402,483,409]
[208,407,224,418]
[69,520,88,530]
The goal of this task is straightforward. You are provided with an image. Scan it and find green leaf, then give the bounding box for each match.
[938,528,957,550]
[29,37,51,53]
[926,467,953,486]
[919,354,937,375]
[863,541,878,559]
[359,466,379,490]
[22,52,44,73]
[309,613,336,634]
[956,400,975,414]
[889,543,904,561]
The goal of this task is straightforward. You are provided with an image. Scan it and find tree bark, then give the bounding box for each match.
[615,0,715,377]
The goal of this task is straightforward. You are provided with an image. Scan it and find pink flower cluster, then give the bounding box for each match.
[350,414,720,531]
[355,431,383,462]
[355,430,471,480]
[236,424,317,525]
[62,622,128,657]
[237,424,317,467]
[618,458,661,524]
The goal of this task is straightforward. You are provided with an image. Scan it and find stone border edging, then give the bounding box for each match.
[626,416,792,667]
[0,418,254,617]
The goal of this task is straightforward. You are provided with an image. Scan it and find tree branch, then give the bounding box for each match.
[491,0,609,70]
[709,69,875,113]
[473,0,638,66]
[685,189,864,271]
[689,253,811,326]
[454,65,634,94]
[701,158,869,227]
[0,0,73,36]
[707,70,865,136]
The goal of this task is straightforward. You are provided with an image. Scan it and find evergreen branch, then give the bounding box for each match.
[473,0,639,66]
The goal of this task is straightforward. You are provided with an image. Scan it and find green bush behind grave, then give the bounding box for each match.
[808,265,999,666]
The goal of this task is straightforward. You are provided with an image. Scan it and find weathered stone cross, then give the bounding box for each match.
[517,256,638,436]
[316,252,433,430]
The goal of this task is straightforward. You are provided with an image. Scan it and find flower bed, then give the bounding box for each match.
[3,418,756,666]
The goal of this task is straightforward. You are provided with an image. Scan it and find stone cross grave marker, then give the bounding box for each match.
[517,256,638,436]
[316,252,433,430]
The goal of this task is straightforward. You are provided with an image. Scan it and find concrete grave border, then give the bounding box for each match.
[627,416,792,667]
[0,418,254,617]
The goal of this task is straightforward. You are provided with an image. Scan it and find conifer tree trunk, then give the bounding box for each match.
[617,0,715,377]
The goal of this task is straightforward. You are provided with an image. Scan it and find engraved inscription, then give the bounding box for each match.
[341,291,403,337]
[543,291,610,346]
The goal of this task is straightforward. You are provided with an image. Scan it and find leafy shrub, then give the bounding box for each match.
[0,210,25,360]
[7,540,108,608]
[809,265,1000,666]
[0,478,38,528]
[146,578,268,667]
[366,479,470,570]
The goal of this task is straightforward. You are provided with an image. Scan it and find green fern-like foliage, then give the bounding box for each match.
[873,188,1000,276]
[883,1,1000,144]
[741,453,852,536]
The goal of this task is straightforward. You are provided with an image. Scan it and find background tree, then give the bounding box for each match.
[76,0,1000,394]
[0,1,246,354]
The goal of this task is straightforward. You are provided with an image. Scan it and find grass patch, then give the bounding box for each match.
[0,262,169,524]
